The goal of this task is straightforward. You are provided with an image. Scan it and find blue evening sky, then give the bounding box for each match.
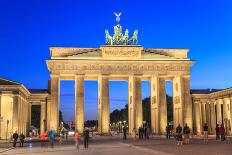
[0,0,232,121]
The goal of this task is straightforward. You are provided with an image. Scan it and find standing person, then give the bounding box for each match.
[83,128,89,149]
[48,129,56,148]
[203,123,209,142]
[19,133,25,147]
[183,123,190,144]
[215,124,220,140]
[220,124,225,141]
[141,127,144,139]
[146,126,150,139]
[138,127,141,139]
[74,130,79,151]
[176,124,183,146]
[166,125,170,139]
[144,126,147,139]
[123,126,127,140]
[12,131,19,148]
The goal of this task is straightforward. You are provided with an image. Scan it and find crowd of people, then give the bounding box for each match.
[166,123,227,146]
[11,122,228,148]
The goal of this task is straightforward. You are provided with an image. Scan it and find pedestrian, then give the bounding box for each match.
[132,128,136,140]
[176,124,183,146]
[203,123,208,142]
[19,133,25,147]
[166,125,170,139]
[146,126,150,139]
[144,126,147,139]
[141,127,144,139]
[138,127,141,139]
[215,124,220,140]
[220,124,225,141]
[65,131,68,140]
[74,130,79,151]
[48,129,56,148]
[12,131,19,147]
[183,123,190,144]
[123,126,127,140]
[83,128,89,149]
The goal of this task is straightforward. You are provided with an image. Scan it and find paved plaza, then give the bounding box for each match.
[1,136,232,155]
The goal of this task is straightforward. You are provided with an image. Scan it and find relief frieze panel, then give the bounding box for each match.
[51,63,190,73]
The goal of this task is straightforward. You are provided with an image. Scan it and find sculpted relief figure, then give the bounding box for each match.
[104,12,139,45]
[129,30,138,45]
[105,29,112,45]
[123,29,129,45]
[113,24,123,44]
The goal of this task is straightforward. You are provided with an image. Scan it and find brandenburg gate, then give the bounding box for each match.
[46,13,195,134]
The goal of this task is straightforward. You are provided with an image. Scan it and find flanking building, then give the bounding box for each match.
[191,88,232,135]
[0,78,49,139]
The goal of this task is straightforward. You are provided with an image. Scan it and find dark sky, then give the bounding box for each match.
[0,0,232,121]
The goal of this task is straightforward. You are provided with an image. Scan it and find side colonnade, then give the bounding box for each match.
[192,89,232,135]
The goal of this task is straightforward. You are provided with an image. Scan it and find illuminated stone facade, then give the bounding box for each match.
[46,45,194,134]
[0,78,49,139]
[1,45,232,138]
[191,88,232,135]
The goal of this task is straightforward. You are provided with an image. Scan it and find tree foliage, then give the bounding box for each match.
[110,95,173,126]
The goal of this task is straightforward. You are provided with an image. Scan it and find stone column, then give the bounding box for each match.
[28,103,32,133]
[159,78,167,134]
[46,99,51,131]
[98,75,109,134]
[216,99,222,125]
[172,76,183,129]
[128,76,143,133]
[12,95,19,133]
[18,97,22,134]
[150,76,159,134]
[0,95,1,138]
[183,76,192,130]
[75,75,84,133]
[205,102,211,133]
[50,74,60,132]
[128,76,135,134]
[210,101,216,134]
[40,103,46,133]
[223,98,229,121]
[0,94,1,137]
[230,97,232,135]
[194,101,202,135]
[223,98,229,135]
[135,76,142,130]
[201,103,206,127]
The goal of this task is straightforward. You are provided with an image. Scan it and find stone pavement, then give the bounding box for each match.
[1,136,232,155]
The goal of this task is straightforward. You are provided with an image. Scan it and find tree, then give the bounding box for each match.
[110,95,173,126]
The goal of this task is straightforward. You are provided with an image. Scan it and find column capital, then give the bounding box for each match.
[50,74,60,77]
[223,97,230,102]
[217,98,223,103]
[98,74,110,78]
[209,99,216,104]
[182,75,191,79]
